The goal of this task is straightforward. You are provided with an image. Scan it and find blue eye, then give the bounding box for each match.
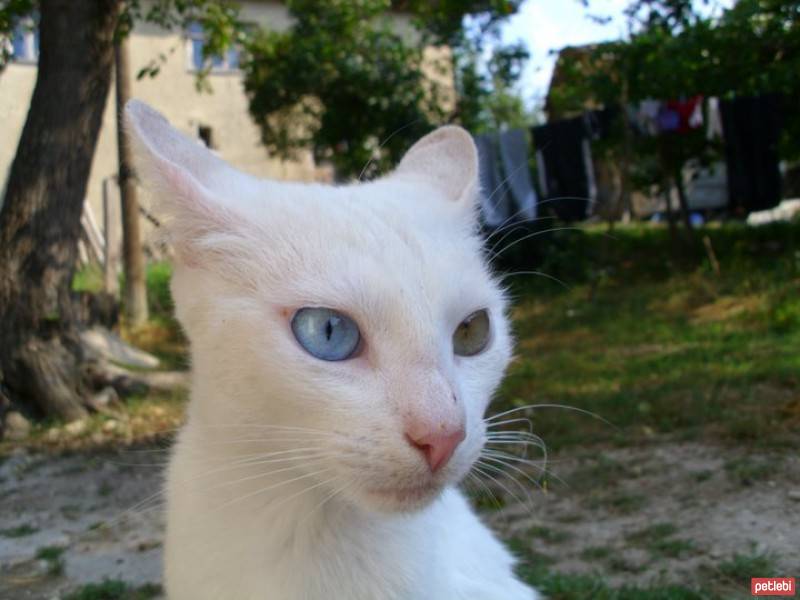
[291,307,361,361]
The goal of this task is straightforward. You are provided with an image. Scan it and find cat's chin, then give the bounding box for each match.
[359,482,444,513]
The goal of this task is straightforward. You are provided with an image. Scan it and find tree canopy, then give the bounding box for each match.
[242,0,527,179]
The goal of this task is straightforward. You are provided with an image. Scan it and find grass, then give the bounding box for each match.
[0,523,38,538]
[35,545,65,576]
[63,580,162,600]
[717,549,780,583]
[723,456,778,486]
[626,523,694,559]
[491,221,800,451]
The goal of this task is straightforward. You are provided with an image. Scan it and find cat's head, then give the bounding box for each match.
[126,100,512,513]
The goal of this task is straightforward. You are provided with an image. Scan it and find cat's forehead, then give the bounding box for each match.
[237,177,495,312]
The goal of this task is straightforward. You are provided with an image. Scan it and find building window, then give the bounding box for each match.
[186,22,240,73]
[198,124,215,149]
[10,15,39,63]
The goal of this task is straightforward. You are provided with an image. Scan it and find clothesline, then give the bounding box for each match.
[474,92,785,227]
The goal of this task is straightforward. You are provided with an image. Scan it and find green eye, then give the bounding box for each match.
[453,309,490,357]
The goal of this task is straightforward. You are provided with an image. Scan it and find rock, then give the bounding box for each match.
[102,420,118,433]
[64,419,87,437]
[87,386,123,415]
[788,490,800,502]
[4,411,31,441]
[80,327,160,370]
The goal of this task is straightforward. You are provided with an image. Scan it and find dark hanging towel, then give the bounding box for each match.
[720,95,783,215]
[474,133,512,228]
[532,117,593,222]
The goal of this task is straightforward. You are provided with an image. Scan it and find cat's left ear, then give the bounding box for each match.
[394,126,479,207]
[124,99,253,265]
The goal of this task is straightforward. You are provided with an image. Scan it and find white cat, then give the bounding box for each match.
[125,99,539,600]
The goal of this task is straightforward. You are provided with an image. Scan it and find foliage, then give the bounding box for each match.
[244,0,441,179]
[453,36,533,134]
[243,0,526,179]
[402,0,522,45]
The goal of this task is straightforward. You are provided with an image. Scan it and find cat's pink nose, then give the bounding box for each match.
[406,427,466,472]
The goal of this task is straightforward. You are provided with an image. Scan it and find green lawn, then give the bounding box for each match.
[492,221,800,451]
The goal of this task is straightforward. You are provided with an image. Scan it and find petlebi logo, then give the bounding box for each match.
[751,578,796,596]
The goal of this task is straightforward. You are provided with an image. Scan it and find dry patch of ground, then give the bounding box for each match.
[1,440,797,599]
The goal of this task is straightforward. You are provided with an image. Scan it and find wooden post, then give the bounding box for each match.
[115,35,149,326]
[103,177,121,295]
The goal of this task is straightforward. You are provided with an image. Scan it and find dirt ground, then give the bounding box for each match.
[0,440,798,599]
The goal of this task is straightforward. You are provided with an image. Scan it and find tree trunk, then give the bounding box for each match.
[115,35,149,326]
[672,166,695,241]
[0,0,122,421]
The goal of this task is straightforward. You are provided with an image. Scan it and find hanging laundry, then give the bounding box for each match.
[474,134,511,228]
[532,117,596,222]
[628,99,662,136]
[498,129,538,222]
[657,105,681,133]
[706,97,724,140]
[663,96,704,134]
[720,94,783,214]
[585,106,621,141]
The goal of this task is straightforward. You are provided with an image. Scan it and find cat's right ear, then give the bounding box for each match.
[394,125,479,210]
[124,99,247,264]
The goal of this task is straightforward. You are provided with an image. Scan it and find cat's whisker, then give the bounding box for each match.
[197,436,337,447]
[482,160,530,207]
[485,430,546,446]
[465,470,503,512]
[498,270,571,290]
[468,465,504,509]
[486,403,617,429]
[485,429,543,440]
[479,453,546,493]
[357,118,423,181]
[268,475,342,514]
[104,459,172,468]
[299,478,352,526]
[484,215,558,243]
[472,461,533,509]
[201,459,334,492]
[175,449,334,483]
[485,225,528,256]
[97,488,169,533]
[198,423,340,435]
[213,467,333,512]
[488,226,585,260]
[484,417,534,432]
[484,439,545,461]
[481,448,561,485]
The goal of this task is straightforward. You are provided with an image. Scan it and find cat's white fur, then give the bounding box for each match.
[125,99,539,600]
